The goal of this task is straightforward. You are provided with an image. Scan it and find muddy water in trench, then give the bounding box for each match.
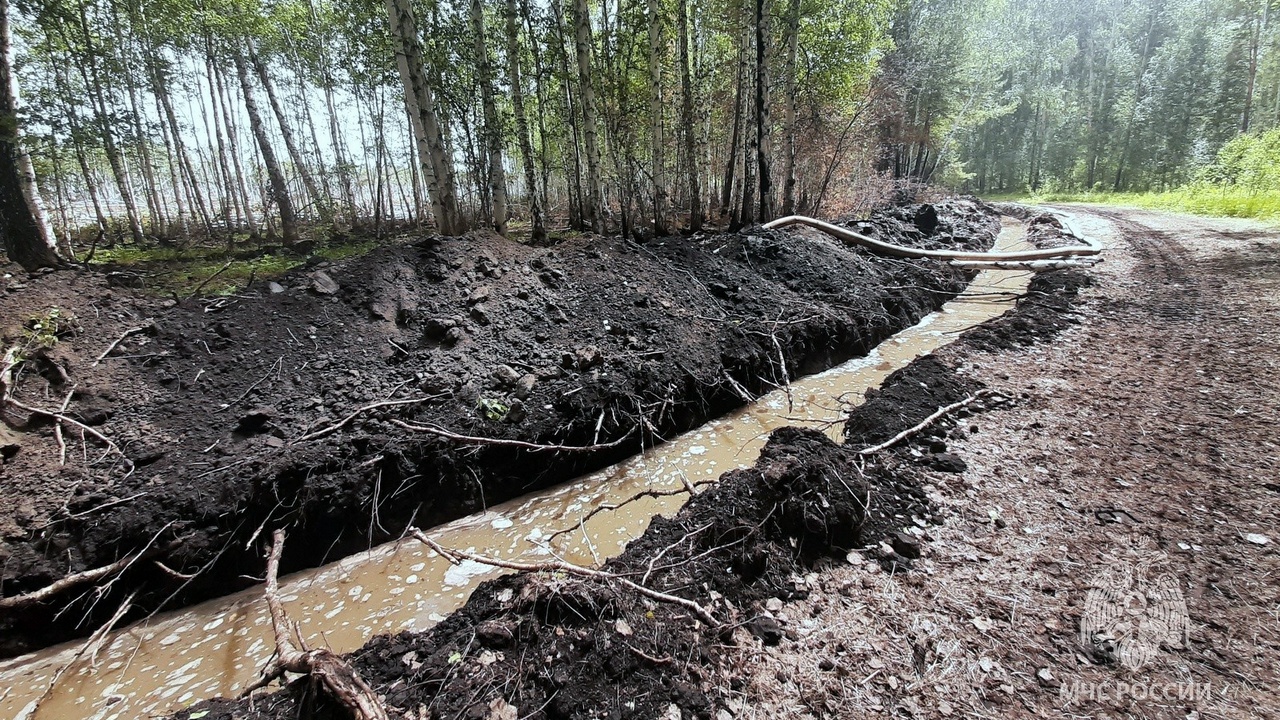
[2,220,1036,720]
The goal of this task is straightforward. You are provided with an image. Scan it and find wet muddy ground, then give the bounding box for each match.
[0,201,997,656]
[174,206,1279,720]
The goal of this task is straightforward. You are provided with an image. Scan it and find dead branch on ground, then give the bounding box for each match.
[54,385,75,465]
[92,322,154,366]
[185,261,234,300]
[243,529,390,720]
[390,420,636,454]
[411,528,720,628]
[856,389,1006,456]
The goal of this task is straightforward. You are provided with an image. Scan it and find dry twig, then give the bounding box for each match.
[92,322,153,366]
[242,529,390,720]
[185,261,234,299]
[411,529,720,628]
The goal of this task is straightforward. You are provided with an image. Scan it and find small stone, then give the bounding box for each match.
[765,598,784,612]
[235,407,275,435]
[514,374,537,399]
[476,620,515,648]
[979,657,995,673]
[492,365,521,386]
[615,619,633,636]
[264,436,285,448]
[1036,667,1058,688]
[574,345,602,369]
[467,286,491,305]
[926,452,967,473]
[891,532,922,559]
[661,704,682,720]
[749,616,784,646]
[1244,533,1270,545]
[267,281,286,294]
[444,326,467,345]
[309,270,339,295]
[469,305,490,324]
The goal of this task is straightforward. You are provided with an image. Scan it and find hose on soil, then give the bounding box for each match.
[762,214,1102,263]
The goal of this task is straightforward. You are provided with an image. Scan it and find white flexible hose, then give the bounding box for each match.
[762,214,1103,262]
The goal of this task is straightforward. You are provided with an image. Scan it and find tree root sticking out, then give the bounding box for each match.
[243,529,389,720]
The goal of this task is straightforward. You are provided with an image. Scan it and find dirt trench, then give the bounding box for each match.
[166,210,1095,720]
[0,200,998,657]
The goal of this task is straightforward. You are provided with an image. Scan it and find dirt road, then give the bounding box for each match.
[736,205,1280,718]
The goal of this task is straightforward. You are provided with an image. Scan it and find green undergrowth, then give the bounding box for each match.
[88,235,381,296]
[989,186,1280,225]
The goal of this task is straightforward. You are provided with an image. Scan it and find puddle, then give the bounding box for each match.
[0,219,1034,720]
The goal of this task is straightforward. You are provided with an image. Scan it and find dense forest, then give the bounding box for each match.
[0,0,1276,269]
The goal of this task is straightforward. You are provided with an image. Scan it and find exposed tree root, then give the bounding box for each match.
[0,542,163,610]
[243,529,390,720]
[2,396,132,471]
[390,419,636,454]
[410,528,721,628]
[295,396,442,443]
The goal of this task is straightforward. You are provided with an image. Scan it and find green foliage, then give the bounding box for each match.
[1198,128,1280,190]
[23,308,79,351]
[1014,185,1280,224]
[477,397,510,422]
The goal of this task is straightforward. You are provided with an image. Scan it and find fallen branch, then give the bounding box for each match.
[856,389,1006,456]
[411,529,720,628]
[243,529,390,720]
[295,396,441,443]
[764,215,1102,261]
[390,420,635,454]
[2,397,132,471]
[92,322,153,366]
[185,261,233,300]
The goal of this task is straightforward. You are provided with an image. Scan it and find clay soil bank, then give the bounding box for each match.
[0,200,997,656]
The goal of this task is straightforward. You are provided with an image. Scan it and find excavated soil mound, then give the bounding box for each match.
[0,201,997,656]
[167,237,1100,720]
[166,208,1096,720]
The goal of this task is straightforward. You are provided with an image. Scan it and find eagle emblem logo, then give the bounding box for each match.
[1079,552,1189,670]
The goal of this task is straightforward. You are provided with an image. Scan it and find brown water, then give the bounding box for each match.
[0,219,1037,720]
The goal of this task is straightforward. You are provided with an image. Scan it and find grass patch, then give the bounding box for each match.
[986,186,1280,224]
[87,234,384,297]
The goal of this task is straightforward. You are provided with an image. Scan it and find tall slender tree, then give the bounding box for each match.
[1,0,59,270]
